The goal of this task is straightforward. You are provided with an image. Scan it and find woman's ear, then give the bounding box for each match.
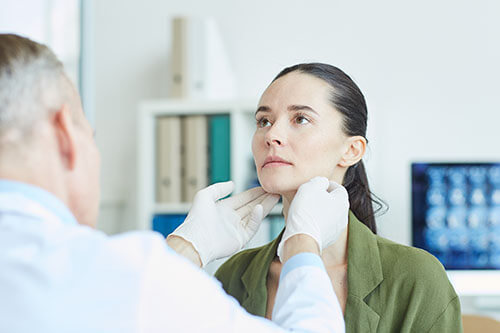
[338,136,366,167]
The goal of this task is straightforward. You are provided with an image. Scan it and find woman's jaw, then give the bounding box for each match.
[259,170,347,223]
[257,177,300,222]
[258,167,347,196]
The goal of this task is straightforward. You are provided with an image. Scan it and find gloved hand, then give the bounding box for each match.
[168,181,280,267]
[277,176,349,262]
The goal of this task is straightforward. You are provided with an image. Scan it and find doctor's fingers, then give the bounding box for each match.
[236,193,280,222]
[221,186,266,209]
[298,176,330,193]
[234,192,269,219]
[327,181,349,201]
[327,181,342,192]
[257,193,280,218]
[244,204,264,236]
[200,181,235,202]
[244,194,280,236]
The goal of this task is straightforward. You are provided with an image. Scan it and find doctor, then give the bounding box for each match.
[0,34,347,332]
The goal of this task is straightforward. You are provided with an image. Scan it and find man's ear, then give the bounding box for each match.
[338,136,366,167]
[52,104,77,170]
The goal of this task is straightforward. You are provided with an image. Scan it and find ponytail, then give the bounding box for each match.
[343,160,385,234]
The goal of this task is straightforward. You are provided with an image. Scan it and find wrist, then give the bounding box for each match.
[166,235,203,267]
[281,233,320,263]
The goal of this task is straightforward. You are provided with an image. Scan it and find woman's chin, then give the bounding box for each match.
[260,179,298,195]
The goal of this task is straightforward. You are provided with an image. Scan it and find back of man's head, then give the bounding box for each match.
[0,34,100,227]
[0,34,77,150]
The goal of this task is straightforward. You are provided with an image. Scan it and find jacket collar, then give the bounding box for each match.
[344,211,383,332]
[240,230,283,316]
[346,211,384,299]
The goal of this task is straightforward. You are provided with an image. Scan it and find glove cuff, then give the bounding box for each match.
[276,230,322,263]
[170,224,212,267]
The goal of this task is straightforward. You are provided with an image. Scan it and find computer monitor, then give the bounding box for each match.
[411,162,500,270]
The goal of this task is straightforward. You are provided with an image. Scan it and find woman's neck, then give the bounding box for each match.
[281,191,349,267]
[281,192,295,222]
[322,228,348,267]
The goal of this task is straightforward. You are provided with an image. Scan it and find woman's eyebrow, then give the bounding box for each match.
[255,106,270,115]
[288,105,319,115]
[255,105,319,116]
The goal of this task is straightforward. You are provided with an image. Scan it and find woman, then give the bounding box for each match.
[215,63,462,332]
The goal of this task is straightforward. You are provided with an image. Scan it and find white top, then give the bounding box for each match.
[0,180,344,333]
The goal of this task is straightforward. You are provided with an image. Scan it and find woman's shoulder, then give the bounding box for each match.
[362,235,462,331]
[376,236,443,272]
[375,234,456,294]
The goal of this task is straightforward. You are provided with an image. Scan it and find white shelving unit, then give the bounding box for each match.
[137,99,284,273]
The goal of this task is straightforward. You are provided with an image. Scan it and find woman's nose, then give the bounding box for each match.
[265,124,285,147]
[267,137,282,146]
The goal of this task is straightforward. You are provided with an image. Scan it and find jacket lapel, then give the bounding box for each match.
[346,296,381,332]
[345,211,384,332]
[240,232,282,316]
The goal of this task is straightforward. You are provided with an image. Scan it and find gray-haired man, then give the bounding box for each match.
[0,34,345,333]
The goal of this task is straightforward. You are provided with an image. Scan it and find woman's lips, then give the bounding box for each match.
[262,156,293,168]
[263,161,293,168]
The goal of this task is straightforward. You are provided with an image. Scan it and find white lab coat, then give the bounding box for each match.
[0,180,344,332]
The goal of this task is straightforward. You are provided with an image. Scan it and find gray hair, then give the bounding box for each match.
[0,34,75,146]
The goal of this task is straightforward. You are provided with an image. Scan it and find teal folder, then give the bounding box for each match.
[209,115,231,183]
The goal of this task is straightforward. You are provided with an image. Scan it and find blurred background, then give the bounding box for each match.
[2,0,500,325]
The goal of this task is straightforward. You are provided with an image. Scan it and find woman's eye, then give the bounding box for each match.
[257,118,271,128]
[295,115,310,125]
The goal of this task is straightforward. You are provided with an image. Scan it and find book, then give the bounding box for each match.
[209,115,231,184]
[181,115,209,202]
[156,116,182,203]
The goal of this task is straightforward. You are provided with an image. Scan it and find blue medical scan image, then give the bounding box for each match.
[412,163,500,270]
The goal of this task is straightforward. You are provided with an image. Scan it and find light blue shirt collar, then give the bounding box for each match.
[0,179,78,225]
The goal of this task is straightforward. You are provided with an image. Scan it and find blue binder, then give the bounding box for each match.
[152,214,187,237]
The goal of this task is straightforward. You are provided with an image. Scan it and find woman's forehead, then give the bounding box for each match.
[259,72,334,114]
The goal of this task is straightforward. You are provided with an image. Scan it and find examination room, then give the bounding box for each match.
[1,0,500,332]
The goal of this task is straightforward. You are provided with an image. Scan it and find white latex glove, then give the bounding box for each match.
[168,181,280,266]
[277,176,349,262]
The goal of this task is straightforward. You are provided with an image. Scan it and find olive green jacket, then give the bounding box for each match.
[215,212,463,332]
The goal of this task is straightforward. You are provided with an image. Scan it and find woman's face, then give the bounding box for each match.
[252,71,349,195]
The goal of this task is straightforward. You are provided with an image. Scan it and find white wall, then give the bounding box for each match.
[92,0,500,246]
[0,0,81,86]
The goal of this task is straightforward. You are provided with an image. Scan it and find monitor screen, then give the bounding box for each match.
[412,162,500,270]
